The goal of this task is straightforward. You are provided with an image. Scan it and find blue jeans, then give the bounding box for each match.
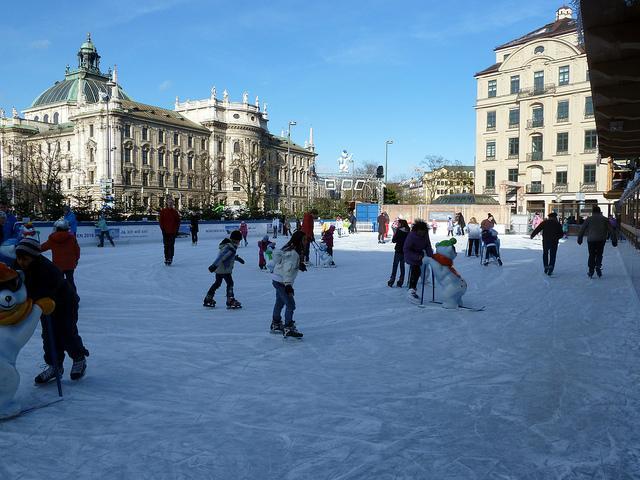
[272,280,295,326]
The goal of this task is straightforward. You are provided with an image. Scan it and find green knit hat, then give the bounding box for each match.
[436,238,457,248]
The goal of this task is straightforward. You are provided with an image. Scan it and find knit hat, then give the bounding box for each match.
[15,238,41,257]
[230,230,242,242]
[262,235,269,241]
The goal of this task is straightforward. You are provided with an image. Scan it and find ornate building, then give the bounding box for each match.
[0,35,316,214]
[474,7,607,216]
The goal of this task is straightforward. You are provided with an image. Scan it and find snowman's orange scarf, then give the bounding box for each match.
[431,253,461,278]
[0,299,33,326]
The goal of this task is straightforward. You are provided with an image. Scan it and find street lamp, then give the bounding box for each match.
[385,139,394,183]
[287,121,296,212]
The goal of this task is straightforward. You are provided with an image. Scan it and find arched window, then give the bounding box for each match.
[233,200,240,206]
[534,46,545,54]
[233,168,241,183]
[34,116,39,122]
[53,112,59,124]
[43,114,49,123]
[233,141,240,154]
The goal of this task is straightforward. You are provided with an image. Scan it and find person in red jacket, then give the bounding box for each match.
[301,209,317,263]
[159,198,181,265]
[41,219,81,293]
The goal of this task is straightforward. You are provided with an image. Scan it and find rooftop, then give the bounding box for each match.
[495,16,577,51]
[432,193,499,205]
[118,100,209,133]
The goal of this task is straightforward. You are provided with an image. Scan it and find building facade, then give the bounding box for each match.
[474,6,607,215]
[0,35,316,215]
[399,166,474,204]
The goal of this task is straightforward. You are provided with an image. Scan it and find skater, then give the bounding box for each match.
[190,212,199,245]
[271,217,279,239]
[15,238,89,383]
[159,198,181,265]
[96,214,115,247]
[239,221,249,246]
[447,216,454,237]
[282,216,290,237]
[335,216,343,237]
[377,212,388,243]
[486,213,496,228]
[349,212,357,234]
[577,205,618,278]
[62,206,78,236]
[456,212,466,236]
[403,220,433,300]
[431,219,438,235]
[465,217,481,256]
[562,217,569,239]
[321,224,336,265]
[258,235,275,270]
[481,223,502,266]
[530,212,564,275]
[41,219,81,294]
[384,212,390,239]
[270,230,307,338]
[388,218,409,287]
[301,209,317,263]
[531,212,543,232]
[203,230,245,308]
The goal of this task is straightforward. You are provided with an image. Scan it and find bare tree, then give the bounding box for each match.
[228,139,266,212]
[420,155,473,204]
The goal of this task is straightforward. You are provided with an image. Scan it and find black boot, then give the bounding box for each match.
[203,295,216,308]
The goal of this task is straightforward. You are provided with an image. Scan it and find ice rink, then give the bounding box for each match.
[2,230,640,479]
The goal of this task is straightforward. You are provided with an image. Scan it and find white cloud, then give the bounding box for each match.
[30,39,51,49]
[158,80,172,91]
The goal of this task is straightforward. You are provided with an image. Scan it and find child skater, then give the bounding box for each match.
[239,221,249,247]
[203,230,245,309]
[41,219,81,294]
[480,220,502,266]
[258,235,275,270]
[270,231,307,338]
[388,219,409,287]
[321,224,336,265]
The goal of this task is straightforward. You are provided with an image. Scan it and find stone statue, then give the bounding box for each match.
[255,96,259,108]
[11,108,18,119]
[337,149,352,173]
[0,109,5,119]
[175,96,179,107]
[242,91,249,104]
[210,86,217,99]
[223,89,229,102]
[263,103,268,114]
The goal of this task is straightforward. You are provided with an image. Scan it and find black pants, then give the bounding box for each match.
[408,264,422,290]
[162,232,176,261]
[467,239,480,256]
[41,298,86,365]
[99,230,115,247]
[326,245,333,257]
[587,240,606,272]
[191,230,198,244]
[484,245,499,261]
[63,269,77,293]
[390,252,405,285]
[304,241,311,262]
[543,242,558,269]
[207,273,234,299]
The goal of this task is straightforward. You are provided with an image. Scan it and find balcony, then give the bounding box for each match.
[580,182,597,192]
[507,153,520,159]
[526,119,544,129]
[526,183,544,193]
[584,111,594,119]
[517,83,557,99]
[557,117,569,123]
[483,186,496,194]
[553,183,569,193]
[485,155,496,162]
[526,151,543,162]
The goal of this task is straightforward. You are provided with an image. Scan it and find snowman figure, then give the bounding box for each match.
[337,149,352,173]
[0,264,54,419]
[424,238,467,309]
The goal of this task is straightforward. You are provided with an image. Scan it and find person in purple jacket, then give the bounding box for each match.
[403,220,434,300]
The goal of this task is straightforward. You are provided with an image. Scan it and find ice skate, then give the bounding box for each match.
[226,297,242,309]
[396,280,403,288]
[588,269,594,278]
[408,289,420,302]
[270,320,284,334]
[596,267,602,278]
[497,258,503,266]
[70,358,86,381]
[283,322,303,338]
[34,365,63,385]
[387,280,394,287]
[203,296,216,308]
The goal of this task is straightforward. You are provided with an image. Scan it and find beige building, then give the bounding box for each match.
[474,6,607,216]
[0,35,316,215]
[400,165,474,204]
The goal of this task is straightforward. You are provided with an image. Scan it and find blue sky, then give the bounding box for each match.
[0,0,564,179]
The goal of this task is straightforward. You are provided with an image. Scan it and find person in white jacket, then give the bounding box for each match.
[270,230,307,338]
[465,217,481,256]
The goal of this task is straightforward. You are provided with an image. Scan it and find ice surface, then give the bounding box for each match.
[2,232,640,479]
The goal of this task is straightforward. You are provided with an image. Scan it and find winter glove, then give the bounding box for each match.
[577,238,583,246]
[299,262,307,272]
[208,263,217,273]
[235,256,245,264]
[285,284,295,296]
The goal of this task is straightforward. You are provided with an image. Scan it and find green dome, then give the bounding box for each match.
[31,77,130,108]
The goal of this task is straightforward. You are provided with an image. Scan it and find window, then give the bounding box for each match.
[201,138,206,150]
[67,178,71,189]
[534,45,545,54]
[43,114,49,123]
[142,127,148,141]
[217,140,223,154]
[556,170,568,185]
[142,172,148,186]
[124,148,131,163]
[53,112,59,124]
[584,164,596,183]
[558,66,570,86]
[508,137,519,157]
[158,151,164,167]
[532,105,544,127]
[584,130,597,151]
[510,75,520,94]
[486,170,495,188]
[557,100,569,122]
[188,136,193,148]
[233,141,241,153]
[233,168,241,183]
[488,80,497,98]
[174,133,179,145]
[89,148,94,163]
[142,149,148,165]
[159,130,164,143]
[174,152,180,169]
[187,155,193,170]
[174,175,179,188]
[159,197,165,208]
[556,132,569,153]
[89,124,94,137]
[585,97,594,118]
[508,168,519,183]
[187,176,193,189]
[486,141,496,159]
[124,125,131,137]
[533,71,544,93]
[486,111,496,130]
[509,108,520,128]
[34,116,39,121]
[586,69,590,82]
[124,171,131,185]
[89,171,94,184]
[158,175,164,187]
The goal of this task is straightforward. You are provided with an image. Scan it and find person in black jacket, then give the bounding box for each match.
[14,238,88,383]
[190,212,199,246]
[530,211,564,275]
[388,219,409,287]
